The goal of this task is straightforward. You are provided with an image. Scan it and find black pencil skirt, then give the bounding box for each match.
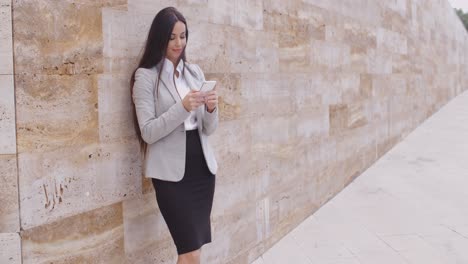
[152,129,216,255]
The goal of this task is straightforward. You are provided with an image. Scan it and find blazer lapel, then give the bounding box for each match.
[184,64,203,91]
[157,62,203,103]
[158,67,180,103]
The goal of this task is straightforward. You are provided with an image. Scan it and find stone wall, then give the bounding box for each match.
[0,0,21,263]
[1,0,467,263]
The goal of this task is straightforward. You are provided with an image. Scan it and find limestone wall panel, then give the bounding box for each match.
[0,155,19,233]
[0,75,16,154]
[0,233,21,264]
[21,203,125,264]
[0,0,13,74]
[18,142,141,229]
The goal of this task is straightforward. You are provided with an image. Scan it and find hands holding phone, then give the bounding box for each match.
[182,82,218,112]
[203,89,218,113]
[182,91,204,111]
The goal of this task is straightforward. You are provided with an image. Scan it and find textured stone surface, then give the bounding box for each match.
[13,0,142,232]
[0,233,21,264]
[21,203,125,264]
[122,191,176,264]
[0,0,13,74]
[15,73,100,153]
[0,75,16,154]
[1,2,20,262]
[13,0,126,75]
[8,0,468,263]
[18,141,141,229]
[0,155,19,233]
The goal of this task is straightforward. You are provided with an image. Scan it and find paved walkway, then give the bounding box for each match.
[252,91,468,264]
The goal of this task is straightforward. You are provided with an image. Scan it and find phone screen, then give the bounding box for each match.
[200,81,216,92]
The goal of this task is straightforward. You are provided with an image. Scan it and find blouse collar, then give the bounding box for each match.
[163,58,184,77]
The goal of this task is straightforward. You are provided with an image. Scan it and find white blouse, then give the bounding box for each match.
[163,58,198,130]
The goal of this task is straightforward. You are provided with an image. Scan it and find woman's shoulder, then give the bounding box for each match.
[135,66,158,84]
[135,66,158,76]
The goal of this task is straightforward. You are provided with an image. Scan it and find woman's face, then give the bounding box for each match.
[166,21,186,65]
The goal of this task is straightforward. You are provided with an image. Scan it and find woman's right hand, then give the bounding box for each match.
[182,90,204,112]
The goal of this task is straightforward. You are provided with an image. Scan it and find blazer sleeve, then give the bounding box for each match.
[194,64,219,135]
[132,68,191,144]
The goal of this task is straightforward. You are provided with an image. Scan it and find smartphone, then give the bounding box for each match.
[199,80,216,92]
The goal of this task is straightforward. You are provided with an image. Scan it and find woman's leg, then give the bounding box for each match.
[177,249,201,264]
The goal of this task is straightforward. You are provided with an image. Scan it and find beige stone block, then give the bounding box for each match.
[186,22,231,73]
[328,104,349,134]
[240,73,296,118]
[210,120,255,212]
[302,0,382,25]
[295,138,323,174]
[127,0,176,14]
[338,73,362,102]
[264,11,325,42]
[359,74,373,99]
[347,102,370,129]
[15,74,99,153]
[384,0,407,17]
[372,74,407,98]
[294,74,324,111]
[381,5,409,33]
[343,23,377,54]
[12,1,109,75]
[0,0,13,74]
[388,96,414,141]
[329,102,369,136]
[0,155,19,233]
[22,203,125,264]
[98,74,137,142]
[262,0,302,17]
[311,40,350,70]
[0,75,16,154]
[209,0,263,30]
[18,142,141,229]
[314,73,342,105]
[102,8,149,75]
[250,116,294,146]
[251,140,306,203]
[366,49,393,74]
[0,233,21,264]
[123,192,176,263]
[297,2,333,26]
[294,107,329,139]
[325,24,346,43]
[267,181,319,235]
[336,126,376,185]
[228,0,263,30]
[377,27,408,54]
[173,0,263,30]
[279,44,315,73]
[227,29,279,73]
[205,203,258,263]
[316,160,344,205]
[391,53,411,74]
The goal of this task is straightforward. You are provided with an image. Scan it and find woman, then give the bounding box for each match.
[130,7,218,264]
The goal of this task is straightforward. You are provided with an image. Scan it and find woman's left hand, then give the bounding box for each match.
[203,88,218,113]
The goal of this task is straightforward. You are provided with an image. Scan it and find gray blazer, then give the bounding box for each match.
[132,62,218,182]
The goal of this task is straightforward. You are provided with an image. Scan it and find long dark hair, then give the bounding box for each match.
[130,7,188,155]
